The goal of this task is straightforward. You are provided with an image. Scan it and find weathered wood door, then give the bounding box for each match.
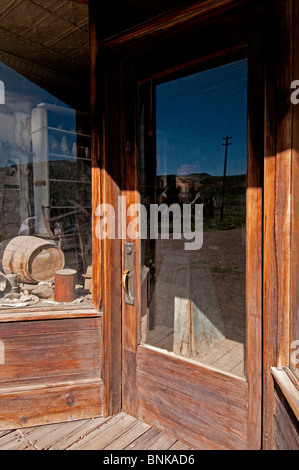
[92,1,263,450]
[118,4,264,451]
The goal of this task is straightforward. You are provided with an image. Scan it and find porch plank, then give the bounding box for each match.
[22,416,111,450]
[19,422,63,449]
[169,440,193,450]
[0,412,193,450]
[48,417,112,450]
[67,413,138,450]
[103,421,151,450]
[123,427,163,450]
[147,433,178,450]
[0,430,35,450]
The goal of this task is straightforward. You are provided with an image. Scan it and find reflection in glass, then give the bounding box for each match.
[140,59,248,378]
[0,62,92,308]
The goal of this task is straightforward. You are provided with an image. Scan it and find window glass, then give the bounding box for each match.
[140,59,248,378]
[0,62,92,309]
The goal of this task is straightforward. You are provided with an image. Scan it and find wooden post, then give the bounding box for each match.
[220,136,232,222]
[89,0,122,417]
[263,0,293,450]
[246,0,265,450]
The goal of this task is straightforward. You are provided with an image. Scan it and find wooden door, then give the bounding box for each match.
[90,0,263,450]
[119,5,263,451]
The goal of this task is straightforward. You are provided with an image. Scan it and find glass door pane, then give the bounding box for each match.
[140,58,248,378]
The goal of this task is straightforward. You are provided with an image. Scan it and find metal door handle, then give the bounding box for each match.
[122,270,131,295]
[123,243,135,306]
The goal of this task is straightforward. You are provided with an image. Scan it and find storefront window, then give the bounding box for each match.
[0,62,92,309]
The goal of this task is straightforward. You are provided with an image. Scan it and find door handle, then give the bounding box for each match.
[123,243,135,305]
[121,243,135,305]
[122,270,131,295]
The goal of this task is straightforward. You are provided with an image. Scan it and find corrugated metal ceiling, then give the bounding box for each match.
[0,0,89,109]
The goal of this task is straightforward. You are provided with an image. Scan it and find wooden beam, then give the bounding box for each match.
[290,0,299,375]
[121,59,140,418]
[100,0,246,48]
[89,0,122,417]
[263,0,293,450]
[246,0,265,451]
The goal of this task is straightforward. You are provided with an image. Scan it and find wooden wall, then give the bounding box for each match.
[274,384,299,450]
[0,310,103,430]
[263,0,299,450]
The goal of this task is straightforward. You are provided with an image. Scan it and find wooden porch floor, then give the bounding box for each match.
[0,412,195,450]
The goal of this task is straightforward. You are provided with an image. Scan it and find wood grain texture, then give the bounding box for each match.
[89,0,122,417]
[263,0,278,448]
[274,0,292,370]
[273,383,299,450]
[120,59,140,417]
[246,0,264,450]
[0,411,192,450]
[0,306,102,323]
[271,368,299,421]
[290,0,299,378]
[0,380,103,431]
[90,0,102,314]
[0,318,102,387]
[0,316,103,430]
[137,346,248,450]
[263,0,294,450]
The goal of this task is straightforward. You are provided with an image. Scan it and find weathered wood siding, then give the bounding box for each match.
[137,346,248,450]
[274,384,299,450]
[0,315,103,430]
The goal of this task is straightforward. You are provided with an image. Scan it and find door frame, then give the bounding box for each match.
[90,0,264,449]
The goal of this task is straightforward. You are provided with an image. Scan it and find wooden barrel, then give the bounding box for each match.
[0,236,65,283]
